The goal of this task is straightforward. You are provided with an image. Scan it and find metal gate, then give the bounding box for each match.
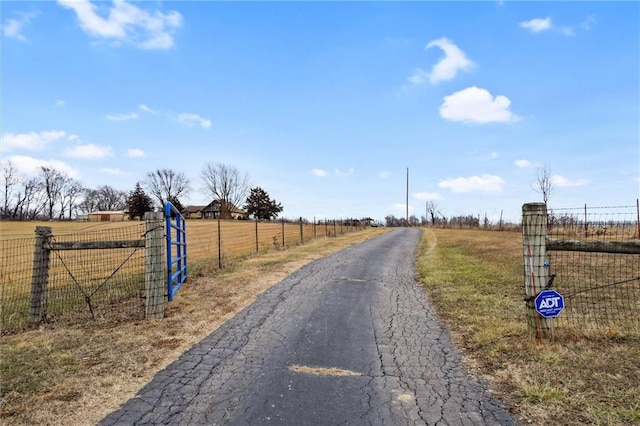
[165,202,187,301]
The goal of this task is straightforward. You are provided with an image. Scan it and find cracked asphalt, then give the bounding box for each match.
[101,228,515,425]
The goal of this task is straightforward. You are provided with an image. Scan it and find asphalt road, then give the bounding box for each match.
[101,228,515,425]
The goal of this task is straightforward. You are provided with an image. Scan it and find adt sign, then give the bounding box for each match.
[535,290,565,318]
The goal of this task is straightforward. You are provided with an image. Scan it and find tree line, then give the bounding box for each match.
[0,160,283,221]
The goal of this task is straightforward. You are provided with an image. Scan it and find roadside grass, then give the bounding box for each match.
[417,228,640,425]
[0,227,388,425]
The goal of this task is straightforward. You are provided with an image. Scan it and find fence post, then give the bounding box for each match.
[255,218,259,253]
[522,203,554,338]
[636,198,640,239]
[29,226,52,323]
[145,212,165,319]
[281,218,285,247]
[299,217,304,244]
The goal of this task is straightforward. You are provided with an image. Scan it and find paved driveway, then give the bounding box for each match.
[101,228,515,425]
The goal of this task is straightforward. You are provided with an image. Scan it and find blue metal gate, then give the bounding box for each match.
[165,202,187,301]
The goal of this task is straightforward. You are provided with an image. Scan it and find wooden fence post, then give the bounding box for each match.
[255,218,259,253]
[29,226,52,323]
[145,212,165,319]
[522,203,554,338]
[299,217,304,244]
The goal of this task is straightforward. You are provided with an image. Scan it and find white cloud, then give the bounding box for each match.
[334,168,354,177]
[100,167,129,176]
[440,86,520,124]
[424,37,474,84]
[379,171,391,178]
[55,99,66,108]
[106,112,138,121]
[551,174,589,187]
[407,68,429,85]
[413,192,443,200]
[582,15,596,31]
[312,168,328,177]
[138,104,157,114]
[127,148,145,158]
[57,0,182,50]
[514,159,542,168]
[562,15,596,37]
[490,151,499,159]
[2,11,38,42]
[439,174,505,193]
[5,155,79,178]
[177,113,211,129]
[64,143,113,159]
[1,130,68,152]
[520,17,552,33]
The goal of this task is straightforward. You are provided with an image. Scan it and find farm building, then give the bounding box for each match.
[88,210,126,222]
[182,200,246,220]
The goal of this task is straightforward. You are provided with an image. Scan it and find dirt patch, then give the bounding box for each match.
[289,365,363,377]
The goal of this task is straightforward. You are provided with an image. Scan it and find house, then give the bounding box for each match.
[181,205,207,219]
[88,210,126,222]
[182,200,246,220]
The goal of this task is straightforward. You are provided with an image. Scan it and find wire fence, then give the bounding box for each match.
[1,223,147,334]
[1,217,363,334]
[546,204,640,334]
[185,218,360,271]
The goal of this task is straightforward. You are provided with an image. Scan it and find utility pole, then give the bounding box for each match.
[406,167,409,224]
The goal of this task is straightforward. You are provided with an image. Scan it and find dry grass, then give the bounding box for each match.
[0,219,357,330]
[0,227,388,425]
[417,228,640,425]
[4,224,638,425]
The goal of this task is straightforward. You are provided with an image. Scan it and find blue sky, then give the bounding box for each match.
[2,1,638,223]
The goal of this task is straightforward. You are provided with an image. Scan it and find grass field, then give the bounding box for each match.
[1,226,638,425]
[0,219,355,330]
[417,228,640,425]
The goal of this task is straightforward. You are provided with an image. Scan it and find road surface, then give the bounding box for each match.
[101,228,514,425]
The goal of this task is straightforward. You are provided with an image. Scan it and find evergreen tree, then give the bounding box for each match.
[244,187,283,220]
[126,183,154,220]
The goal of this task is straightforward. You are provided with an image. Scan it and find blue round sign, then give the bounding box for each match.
[534,289,565,318]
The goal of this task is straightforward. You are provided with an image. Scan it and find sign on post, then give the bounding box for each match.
[534,289,565,318]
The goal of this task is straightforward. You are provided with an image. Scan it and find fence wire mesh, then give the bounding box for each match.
[547,205,640,333]
[0,237,35,332]
[1,222,146,333]
[2,218,361,333]
[186,219,357,270]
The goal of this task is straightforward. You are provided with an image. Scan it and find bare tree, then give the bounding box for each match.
[533,165,554,204]
[78,185,127,214]
[13,177,45,220]
[59,179,84,219]
[96,185,127,211]
[38,166,67,219]
[200,163,249,219]
[143,168,191,209]
[1,159,20,218]
[79,188,101,214]
[425,201,441,226]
